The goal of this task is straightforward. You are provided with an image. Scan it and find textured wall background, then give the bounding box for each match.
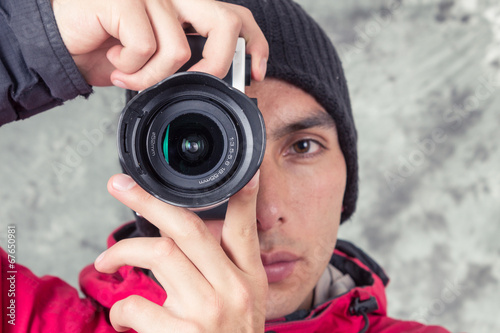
[0,0,499,332]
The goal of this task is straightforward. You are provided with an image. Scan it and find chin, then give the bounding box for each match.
[264,282,312,320]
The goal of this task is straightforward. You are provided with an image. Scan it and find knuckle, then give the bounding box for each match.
[238,6,253,19]
[113,295,142,318]
[135,39,157,58]
[178,212,205,239]
[152,237,176,258]
[226,14,243,32]
[205,296,225,327]
[207,65,228,80]
[171,43,191,67]
[237,6,256,26]
[217,6,242,31]
[236,287,253,310]
[229,276,254,310]
[239,223,258,240]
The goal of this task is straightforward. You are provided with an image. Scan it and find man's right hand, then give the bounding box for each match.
[52,0,268,91]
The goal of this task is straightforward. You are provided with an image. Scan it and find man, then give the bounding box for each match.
[0,0,450,331]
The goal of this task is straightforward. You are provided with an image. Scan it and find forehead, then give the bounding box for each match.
[245,78,336,137]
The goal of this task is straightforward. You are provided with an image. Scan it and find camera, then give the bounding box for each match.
[118,36,266,220]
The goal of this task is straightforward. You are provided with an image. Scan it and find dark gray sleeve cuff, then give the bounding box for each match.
[36,0,92,100]
[0,0,92,125]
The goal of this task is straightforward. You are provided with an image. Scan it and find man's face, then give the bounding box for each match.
[206,78,347,319]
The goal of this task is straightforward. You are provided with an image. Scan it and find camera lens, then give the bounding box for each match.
[163,113,223,176]
[118,72,265,209]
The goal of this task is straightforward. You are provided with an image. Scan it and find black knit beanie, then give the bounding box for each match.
[223,0,358,223]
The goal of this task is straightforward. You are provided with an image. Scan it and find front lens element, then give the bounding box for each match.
[163,113,224,176]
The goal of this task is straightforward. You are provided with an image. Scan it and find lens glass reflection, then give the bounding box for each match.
[163,113,224,176]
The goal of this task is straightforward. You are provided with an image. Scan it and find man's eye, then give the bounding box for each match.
[291,139,322,155]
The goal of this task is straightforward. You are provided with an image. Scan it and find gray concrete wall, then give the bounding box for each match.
[1,0,499,331]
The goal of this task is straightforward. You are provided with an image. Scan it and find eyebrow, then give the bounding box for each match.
[269,110,336,141]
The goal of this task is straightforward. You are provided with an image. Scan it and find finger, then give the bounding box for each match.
[179,1,241,78]
[94,237,212,302]
[111,0,191,90]
[221,170,262,275]
[107,174,236,284]
[181,1,269,80]
[187,29,239,79]
[110,295,189,332]
[226,3,269,81]
[105,2,157,75]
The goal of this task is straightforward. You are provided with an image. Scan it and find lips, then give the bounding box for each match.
[260,252,299,283]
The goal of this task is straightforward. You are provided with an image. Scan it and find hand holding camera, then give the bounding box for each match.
[97,171,267,332]
[51,0,269,90]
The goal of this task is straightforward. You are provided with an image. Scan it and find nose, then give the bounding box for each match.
[256,158,286,231]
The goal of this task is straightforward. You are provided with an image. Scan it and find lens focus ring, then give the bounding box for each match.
[118,72,265,208]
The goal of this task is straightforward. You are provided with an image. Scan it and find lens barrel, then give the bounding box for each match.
[118,72,265,209]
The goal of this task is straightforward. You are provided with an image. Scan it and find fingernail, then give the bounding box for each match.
[113,80,127,89]
[259,58,267,80]
[112,174,136,191]
[95,251,106,264]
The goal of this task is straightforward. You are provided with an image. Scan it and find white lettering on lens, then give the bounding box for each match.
[199,173,219,184]
[150,132,156,157]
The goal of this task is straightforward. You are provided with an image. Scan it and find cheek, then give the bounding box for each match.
[291,168,344,218]
[297,174,342,270]
[288,166,344,248]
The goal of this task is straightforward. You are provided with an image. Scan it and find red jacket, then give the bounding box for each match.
[1,222,450,333]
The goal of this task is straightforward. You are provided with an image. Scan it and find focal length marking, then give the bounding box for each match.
[199,137,236,184]
[150,132,157,157]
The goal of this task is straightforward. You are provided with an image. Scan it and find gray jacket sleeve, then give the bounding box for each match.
[0,0,92,126]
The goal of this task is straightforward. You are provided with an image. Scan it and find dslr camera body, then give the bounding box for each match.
[118,36,266,220]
